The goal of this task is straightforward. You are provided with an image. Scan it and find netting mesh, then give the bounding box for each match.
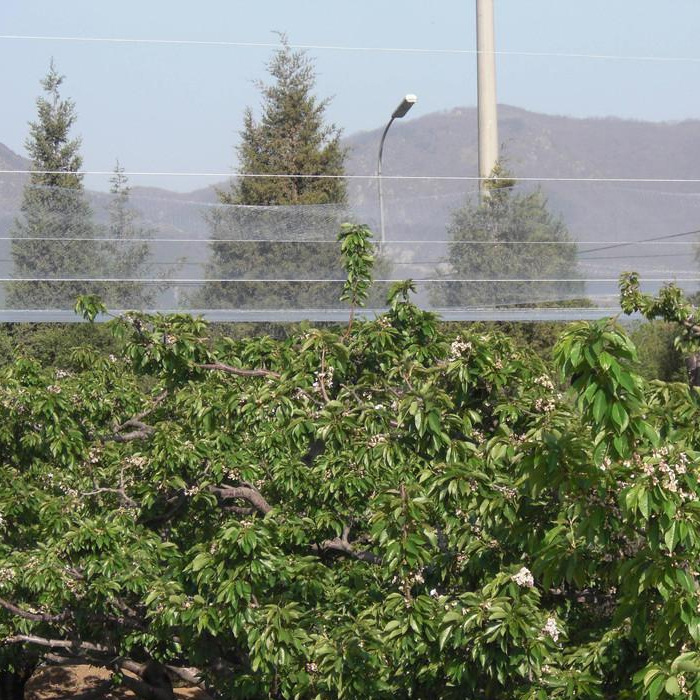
[0,175,698,320]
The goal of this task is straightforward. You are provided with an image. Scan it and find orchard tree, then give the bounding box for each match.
[3,237,700,698]
[6,61,107,309]
[434,164,582,309]
[197,35,350,311]
[620,271,700,386]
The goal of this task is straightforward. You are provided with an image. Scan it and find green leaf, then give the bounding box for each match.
[664,676,681,696]
[592,390,607,424]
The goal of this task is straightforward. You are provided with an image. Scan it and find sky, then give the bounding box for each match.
[2,0,700,191]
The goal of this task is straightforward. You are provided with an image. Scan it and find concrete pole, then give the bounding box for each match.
[476,0,499,197]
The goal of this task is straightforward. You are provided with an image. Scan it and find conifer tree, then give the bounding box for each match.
[198,36,348,310]
[7,61,106,309]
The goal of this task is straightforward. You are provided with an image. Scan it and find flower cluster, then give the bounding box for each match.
[46,385,62,395]
[376,316,391,329]
[55,369,72,379]
[0,567,14,583]
[125,454,148,468]
[471,429,485,444]
[368,434,388,448]
[512,566,535,588]
[449,337,473,361]
[534,374,555,391]
[493,484,518,500]
[312,365,334,393]
[542,616,560,642]
[534,397,556,413]
[640,447,691,497]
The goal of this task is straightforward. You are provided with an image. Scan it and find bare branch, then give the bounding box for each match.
[318,348,331,404]
[112,671,174,700]
[208,485,272,515]
[311,523,381,565]
[0,597,70,623]
[108,419,155,443]
[82,485,137,508]
[103,390,169,444]
[196,362,280,379]
[3,634,111,655]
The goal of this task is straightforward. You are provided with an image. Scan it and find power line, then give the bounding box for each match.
[6,169,700,184]
[578,227,700,255]
[1,277,697,283]
[3,33,700,64]
[2,236,698,245]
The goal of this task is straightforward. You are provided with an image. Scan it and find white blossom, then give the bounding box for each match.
[542,616,560,642]
[512,566,534,588]
[449,337,473,361]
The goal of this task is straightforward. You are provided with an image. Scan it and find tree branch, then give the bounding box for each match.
[3,634,111,655]
[0,597,70,623]
[311,523,381,565]
[196,362,280,379]
[208,484,272,515]
[103,390,169,443]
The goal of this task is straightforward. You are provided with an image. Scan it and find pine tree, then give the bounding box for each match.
[434,164,583,308]
[197,36,349,310]
[6,60,106,309]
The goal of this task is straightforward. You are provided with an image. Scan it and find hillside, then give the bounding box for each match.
[1,105,699,311]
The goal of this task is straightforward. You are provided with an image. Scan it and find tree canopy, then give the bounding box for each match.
[2,239,700,698]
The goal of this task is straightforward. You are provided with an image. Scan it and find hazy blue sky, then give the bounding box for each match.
[2,0,700,191]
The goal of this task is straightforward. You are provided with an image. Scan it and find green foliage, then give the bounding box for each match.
[0,321,119,370]
[629,321,686,383]
[620,272,700,385]
[339,223,374,311]
[433,163,582,308]
[4,271,700,698]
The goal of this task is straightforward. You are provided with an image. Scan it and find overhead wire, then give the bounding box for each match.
[578,227,700,255]
[6,169,700,184]
[3,34,700,64]
[0,277,696,283]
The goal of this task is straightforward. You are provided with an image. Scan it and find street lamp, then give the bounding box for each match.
[377,94,417,246]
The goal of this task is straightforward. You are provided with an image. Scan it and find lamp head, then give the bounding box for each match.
[392,94,417,119]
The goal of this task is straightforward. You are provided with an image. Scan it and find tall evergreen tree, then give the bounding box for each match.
[198,36,349,310]
[7,61,106,309]
[433,164,583,308]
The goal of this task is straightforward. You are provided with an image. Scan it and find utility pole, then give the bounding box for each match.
[476,0,499,197]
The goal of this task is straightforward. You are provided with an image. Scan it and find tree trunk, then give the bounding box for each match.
[0,671,29,700]
[686,353,700,386]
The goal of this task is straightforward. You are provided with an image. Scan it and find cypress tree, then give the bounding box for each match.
[7,61,106,309]
[198,36,348,311]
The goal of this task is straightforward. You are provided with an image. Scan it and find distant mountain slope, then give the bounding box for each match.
[343,105,700,244]
[2,104,700,288]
